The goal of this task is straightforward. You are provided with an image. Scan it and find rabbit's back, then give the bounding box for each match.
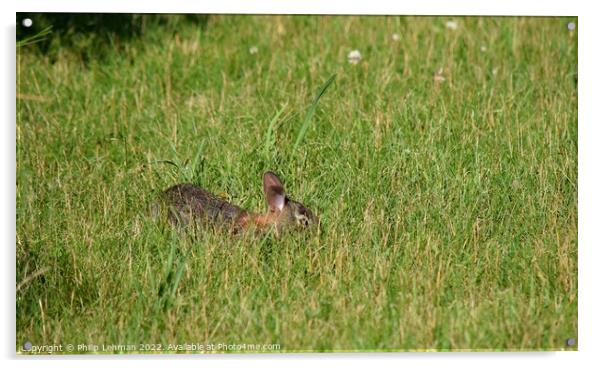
[163,183,246,225]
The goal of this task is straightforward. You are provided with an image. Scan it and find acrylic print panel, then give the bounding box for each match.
[16,13,577,353]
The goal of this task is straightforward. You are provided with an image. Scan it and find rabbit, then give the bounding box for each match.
[159,171,318,234]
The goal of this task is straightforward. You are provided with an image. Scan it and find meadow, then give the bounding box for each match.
[16,15,577,352]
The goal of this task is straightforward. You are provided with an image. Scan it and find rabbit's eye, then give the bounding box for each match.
[294,212,310,227]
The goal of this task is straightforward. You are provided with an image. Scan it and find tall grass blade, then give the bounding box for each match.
[293,74,336,151]
[17,26,53,48]
[264,104,287,156]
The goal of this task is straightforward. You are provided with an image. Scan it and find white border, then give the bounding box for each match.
[11,0,578,16]
[3,1,600,368]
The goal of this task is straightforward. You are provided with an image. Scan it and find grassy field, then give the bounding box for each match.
[16,15,577,352]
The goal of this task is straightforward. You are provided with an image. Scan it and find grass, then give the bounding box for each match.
[16,15,577,352]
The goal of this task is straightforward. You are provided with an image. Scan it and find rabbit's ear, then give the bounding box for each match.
[263,171,285,211]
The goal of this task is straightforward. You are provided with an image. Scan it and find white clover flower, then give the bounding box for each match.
[249,46,258,55]
[22,18,33,27]
[445,20,458,30]
[567,22,576,31]
[347,49,362,65]
[392,33,401,41]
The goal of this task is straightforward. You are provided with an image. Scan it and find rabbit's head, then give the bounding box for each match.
[260,171,318,231]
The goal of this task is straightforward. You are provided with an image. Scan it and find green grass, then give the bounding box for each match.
[16,15,577,352]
